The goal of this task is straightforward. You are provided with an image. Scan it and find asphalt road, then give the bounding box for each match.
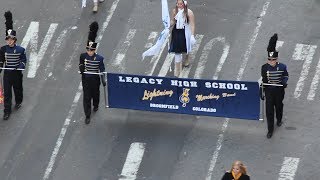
[0,0,319,180]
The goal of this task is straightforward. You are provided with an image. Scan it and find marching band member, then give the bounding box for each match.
[92,0,105,13]
[261,34,289,139]
[79,22,106,124]
[0,11,27,120]
[169,0,195,77]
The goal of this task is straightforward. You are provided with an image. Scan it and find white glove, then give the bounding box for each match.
[190,35,196,45]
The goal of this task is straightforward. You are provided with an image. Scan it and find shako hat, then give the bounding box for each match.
[86,21,99,50]
[267,33,278,58]
[4,11,16,40]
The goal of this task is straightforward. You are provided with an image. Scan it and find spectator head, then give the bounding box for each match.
[230,160,248,175]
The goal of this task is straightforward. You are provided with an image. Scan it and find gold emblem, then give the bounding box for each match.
[179,88,190,107]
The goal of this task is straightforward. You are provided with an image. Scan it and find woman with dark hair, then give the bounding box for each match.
[221,160,250,180]
[169,0,196,77]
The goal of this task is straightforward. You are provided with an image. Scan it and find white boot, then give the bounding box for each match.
[93,2,98,13]
[174,62,182,77]
[183,54,190,67]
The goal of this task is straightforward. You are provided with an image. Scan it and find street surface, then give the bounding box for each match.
[0,0,319,179]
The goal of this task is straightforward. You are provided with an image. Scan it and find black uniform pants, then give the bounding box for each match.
[265,87,285,133]
[3,71,23,114]
[82,75,100,118]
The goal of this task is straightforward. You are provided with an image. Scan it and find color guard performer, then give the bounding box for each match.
[169,0,195,77]
[261,34,289,139]
[0,11,27,120]
[92,0,105,13]
[79,22,106,124]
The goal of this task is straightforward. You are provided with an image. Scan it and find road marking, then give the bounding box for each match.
[158,52,174,77]
[146,35,169,76]
[276,40,284,50]
[292,44,304,60]
[119,142,146,180]
[96,0,120,50]
[307,56,320,100]
[278,157,300,180]
[294,45,317,98]
[45,27,70,78]
[194,36,225,79]
[21,22,58,78]
[64,40,81,71]
[42,83,82,180]
[213,38,230,80]
[114,29,137,69]
[236,2,269,81]
[64,41,81,71]
[43,0,120,179]
[205,2,270,180]
[205,119,229,180]
[64,26,80,71]
[292,44,313,61]
[180,34,204,78]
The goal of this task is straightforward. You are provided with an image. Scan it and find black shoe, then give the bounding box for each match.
[183,63,190,68]
[85,116,91,124]
[277,121,283,127]
[266,132,273,139]
[15,103,22,109]
[3,113,10,121]
[93,107,98,112]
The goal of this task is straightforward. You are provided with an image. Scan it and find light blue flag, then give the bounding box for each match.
[142,0,170,59]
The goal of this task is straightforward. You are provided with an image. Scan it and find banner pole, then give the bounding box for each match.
[0,67,25,71]
[259,84,265,121]
[0,73,3,105]
[259,97,265,121]
[78,71,104,75]
[104,73,109,108]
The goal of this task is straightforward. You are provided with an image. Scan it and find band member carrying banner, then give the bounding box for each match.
[79,21,106,125]
[169,0,195,77]
[0,11,27,120]
[261,33,289,139]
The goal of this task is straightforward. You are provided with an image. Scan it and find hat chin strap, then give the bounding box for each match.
[6,36,17,41]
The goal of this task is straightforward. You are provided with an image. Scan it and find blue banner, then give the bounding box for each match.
[107,73,260,120]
